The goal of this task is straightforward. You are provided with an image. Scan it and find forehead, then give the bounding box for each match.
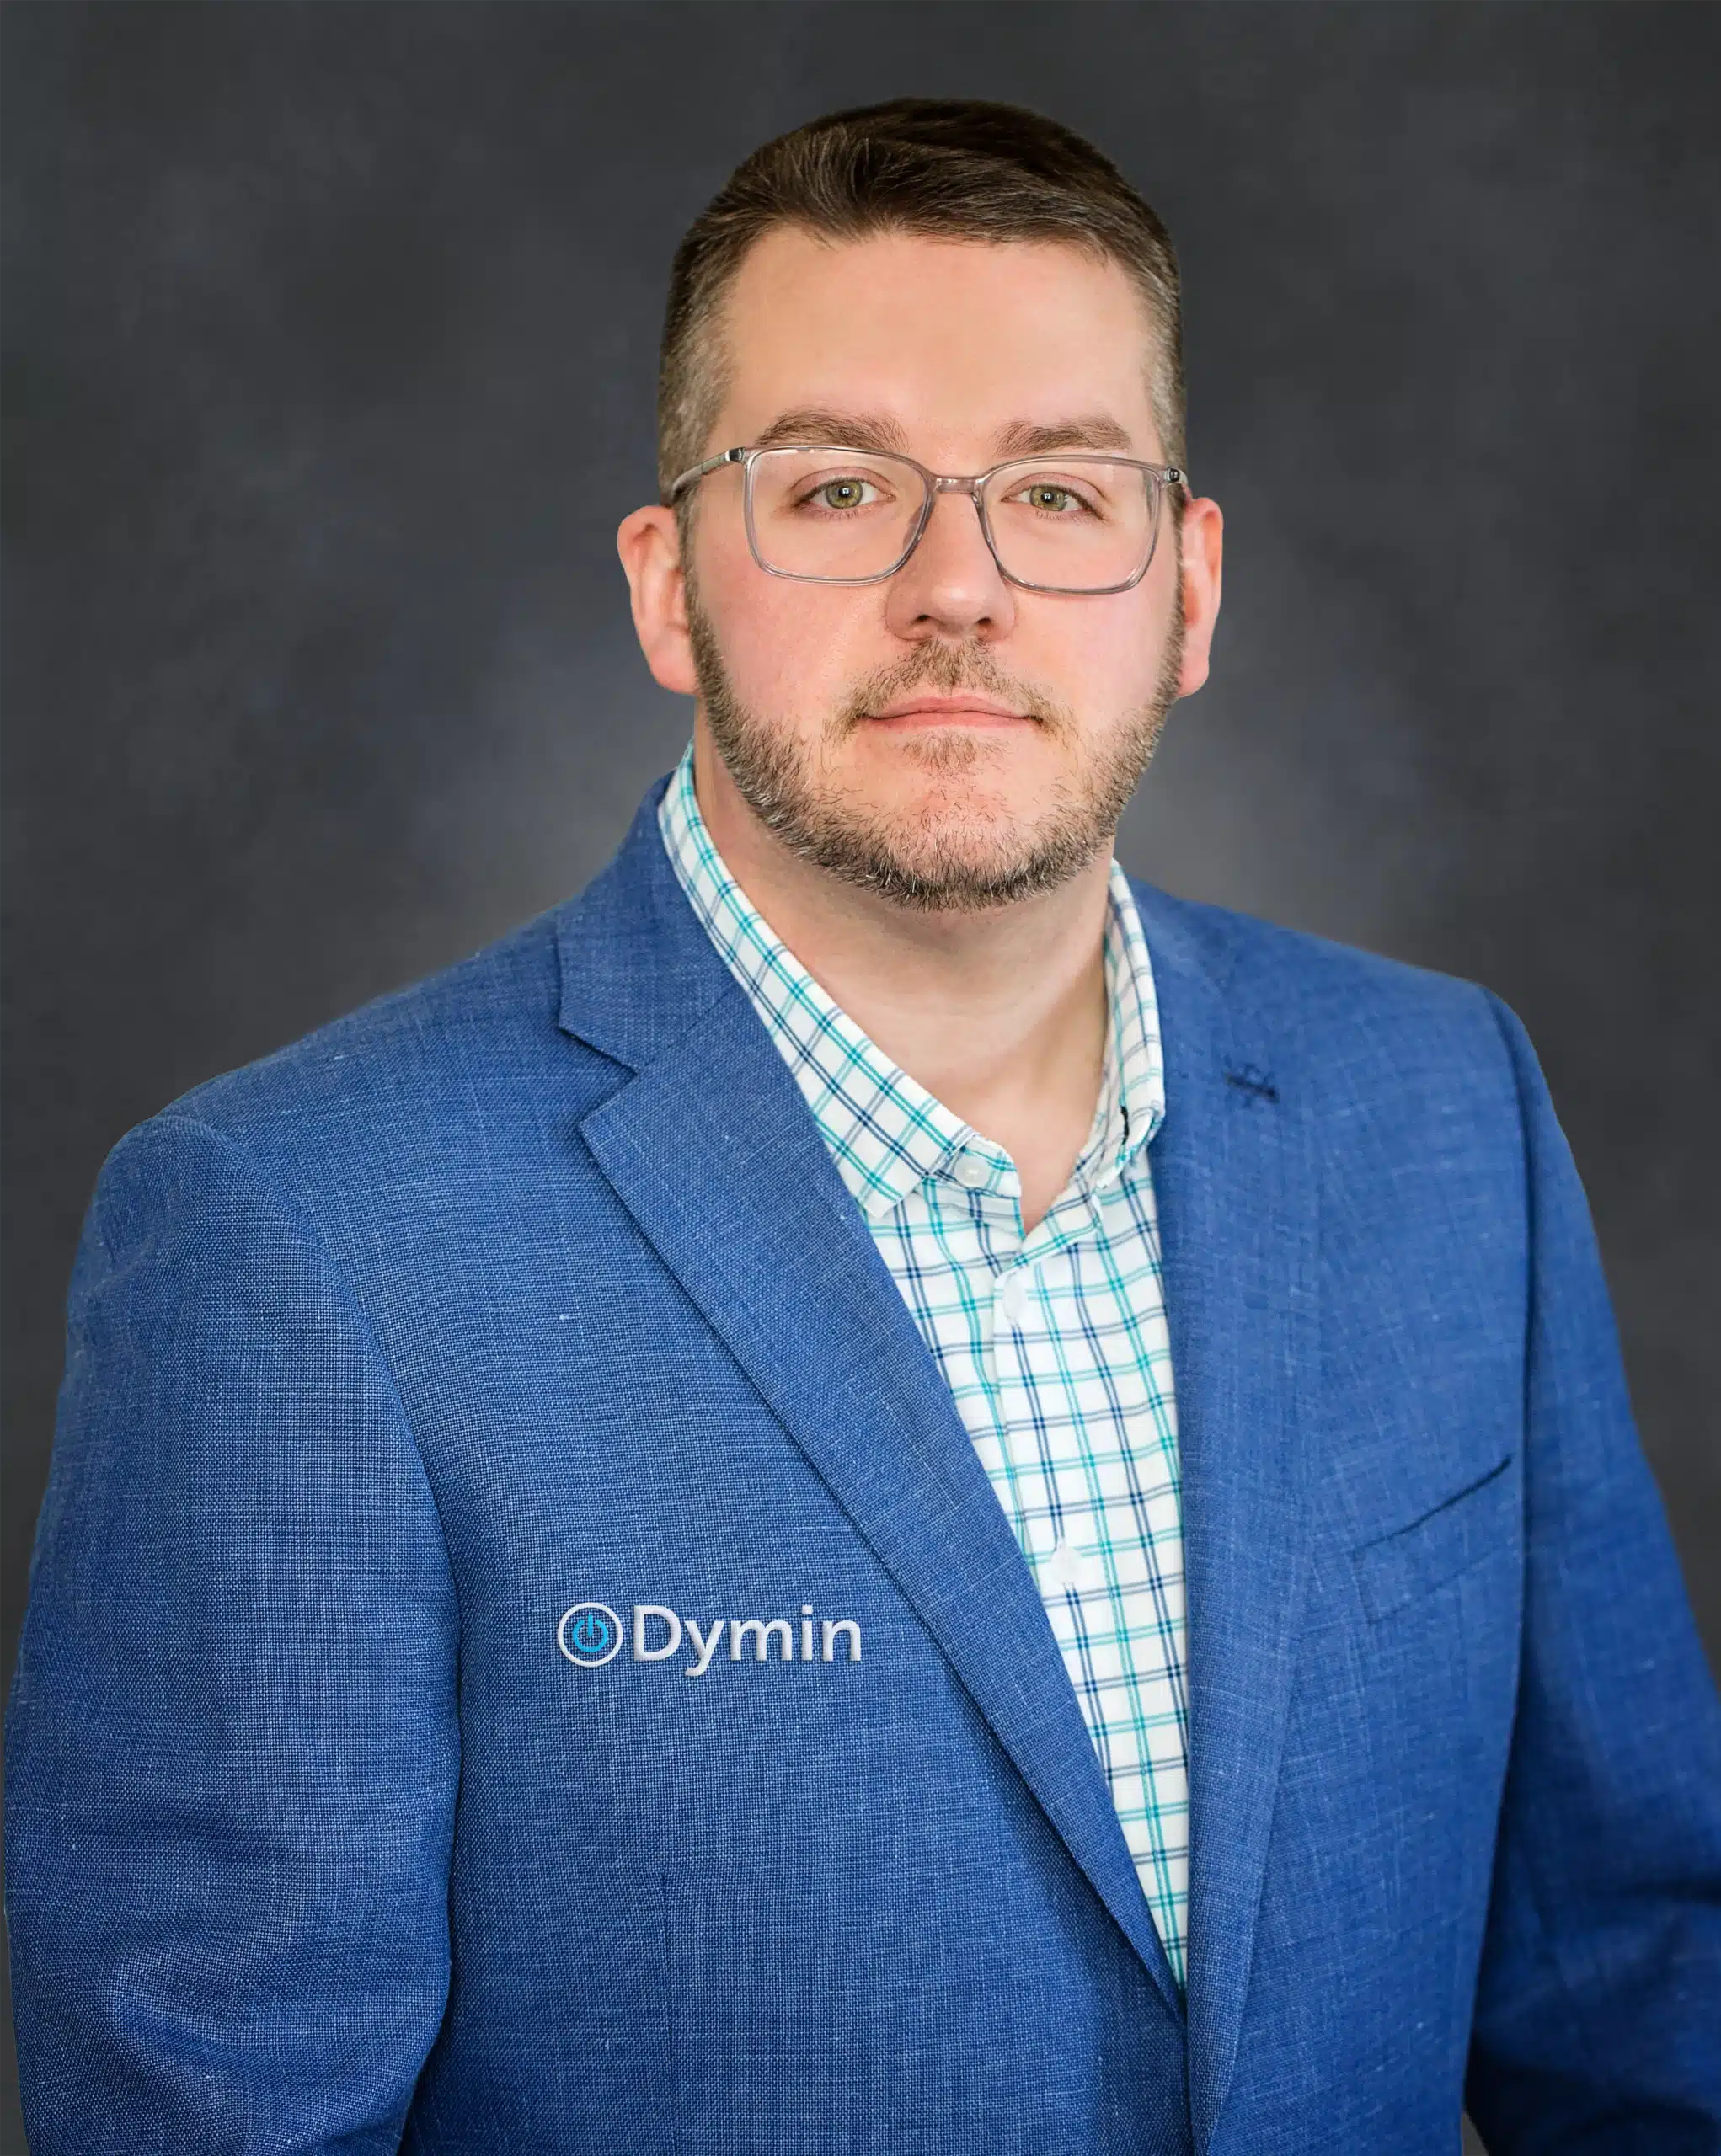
[713,226,1162,459]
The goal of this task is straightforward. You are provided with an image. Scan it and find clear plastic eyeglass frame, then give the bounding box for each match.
[664,443,1189,595]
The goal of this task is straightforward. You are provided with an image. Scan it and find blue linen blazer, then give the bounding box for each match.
[8,771,1721,2156]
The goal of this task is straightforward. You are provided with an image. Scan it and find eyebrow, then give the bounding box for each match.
[747,407,1139,460]
[748,408,912,454]
[992,414,1136,457]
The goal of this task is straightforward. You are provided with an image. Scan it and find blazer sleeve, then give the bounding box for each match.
[1464,995,1721,2152]
[4,1111,461,2155]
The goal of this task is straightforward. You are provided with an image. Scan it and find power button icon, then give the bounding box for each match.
[557,1601,623,1668]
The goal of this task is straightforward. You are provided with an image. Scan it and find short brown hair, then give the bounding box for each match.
[656,98,1186,514]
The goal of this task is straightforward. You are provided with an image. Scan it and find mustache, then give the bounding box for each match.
[835,646,1068,731]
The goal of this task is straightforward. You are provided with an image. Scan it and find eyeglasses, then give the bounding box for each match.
[665,443,1187,595]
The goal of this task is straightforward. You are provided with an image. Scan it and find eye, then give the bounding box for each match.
[1013,481,1090,515]
[796,473,883,513]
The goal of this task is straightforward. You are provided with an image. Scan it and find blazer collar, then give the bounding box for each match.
[556,774,1319,2146]
[553,774,733,1071]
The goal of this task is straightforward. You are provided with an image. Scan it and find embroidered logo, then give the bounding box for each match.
[557,1602,862,1675]
[556,1601,623,1667]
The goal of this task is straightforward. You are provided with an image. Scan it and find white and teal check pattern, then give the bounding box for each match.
[659,744,1189,1988]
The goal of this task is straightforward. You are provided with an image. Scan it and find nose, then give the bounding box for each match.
[882,481,1016,643]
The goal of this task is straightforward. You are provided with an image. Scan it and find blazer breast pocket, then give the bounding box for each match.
[1350,1453,1519,1623]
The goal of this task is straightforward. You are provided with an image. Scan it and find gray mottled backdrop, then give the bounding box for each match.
[4,5,1718,2149]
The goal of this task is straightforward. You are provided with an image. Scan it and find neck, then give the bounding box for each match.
[692,726,1113,1234]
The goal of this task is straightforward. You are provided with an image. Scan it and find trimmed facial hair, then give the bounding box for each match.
[683,545,1185,914]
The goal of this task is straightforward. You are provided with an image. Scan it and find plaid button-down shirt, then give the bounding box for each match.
[659,744,1189,1987]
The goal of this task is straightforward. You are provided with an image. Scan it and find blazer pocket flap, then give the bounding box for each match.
[1350,1454,1518,1622]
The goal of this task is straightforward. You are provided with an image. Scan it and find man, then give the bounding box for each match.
[8,96,1720,2156]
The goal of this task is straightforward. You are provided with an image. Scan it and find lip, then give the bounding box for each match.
[867,696,1029,725]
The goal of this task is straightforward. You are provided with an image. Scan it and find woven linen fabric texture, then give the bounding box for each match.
[658,743,1190,1986]
[10,770,1721,2152]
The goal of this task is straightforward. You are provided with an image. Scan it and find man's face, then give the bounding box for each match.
[630,226,1221,911]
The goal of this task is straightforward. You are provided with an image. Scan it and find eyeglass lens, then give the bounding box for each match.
[745,448,1157,589]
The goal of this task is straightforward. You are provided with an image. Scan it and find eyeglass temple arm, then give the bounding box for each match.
[664,446,747,505]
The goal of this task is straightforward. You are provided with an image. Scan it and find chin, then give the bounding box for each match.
[879,796,1050,867]
[876,784,1032,847]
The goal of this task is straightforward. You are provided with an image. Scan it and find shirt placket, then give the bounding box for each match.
[974,1169,1113,1602]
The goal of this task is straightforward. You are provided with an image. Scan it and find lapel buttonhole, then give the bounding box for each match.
[1222,1065,1280,1107]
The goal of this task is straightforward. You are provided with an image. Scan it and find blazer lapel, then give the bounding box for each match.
[1136,883,1321,2153]
[557,784,1186,2029]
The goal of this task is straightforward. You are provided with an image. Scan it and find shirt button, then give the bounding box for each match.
[1044,1538,1102,1592]
[1043,1538,1078,1587]
[953,1152,990,1190]
[1000,1268,1032,1324]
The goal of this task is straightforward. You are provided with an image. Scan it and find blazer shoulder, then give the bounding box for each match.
[1130,879,1520,1101]
[115,896,614,1190]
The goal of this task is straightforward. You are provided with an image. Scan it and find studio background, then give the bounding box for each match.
[3,4,1718,2150]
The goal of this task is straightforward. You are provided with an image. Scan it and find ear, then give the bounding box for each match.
[617,503,698,696]
[1173,493,1224,699]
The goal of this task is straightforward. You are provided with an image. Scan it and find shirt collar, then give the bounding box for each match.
[657,741,1166,1221]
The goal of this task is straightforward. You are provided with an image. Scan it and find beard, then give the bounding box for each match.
[684,561,1185,915]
